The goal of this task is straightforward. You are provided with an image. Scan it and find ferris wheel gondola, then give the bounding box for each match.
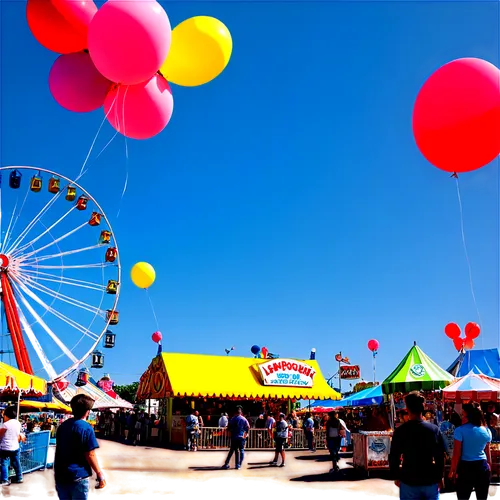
[0,166,121,382]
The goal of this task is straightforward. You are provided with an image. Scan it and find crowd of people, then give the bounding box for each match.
[94,409,163,446]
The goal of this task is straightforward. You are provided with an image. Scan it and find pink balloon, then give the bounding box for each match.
[49,52,112,113]
[104,74,174,139]
[88,0,171,85]
[51,0,97,32]
[367,339,379,352]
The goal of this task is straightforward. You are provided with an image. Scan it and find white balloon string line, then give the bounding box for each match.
[455,177,484,349]
[116,86,130,219]
[77,90,120,180]
[146,288,160,331]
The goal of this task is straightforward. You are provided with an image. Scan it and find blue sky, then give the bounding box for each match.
[0,1,498,388]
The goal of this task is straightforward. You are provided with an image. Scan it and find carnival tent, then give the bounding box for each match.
[442,370,500,402]
[382,343,454,394]
[350,385,384,406]
[447,348,500,379]
[20,398,72,413]
[57,381,133,410]
[0,362,47,397]
[137,353,340,401]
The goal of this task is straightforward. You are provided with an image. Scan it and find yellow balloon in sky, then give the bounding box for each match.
[131,262,156,289]
[160,16,232,87]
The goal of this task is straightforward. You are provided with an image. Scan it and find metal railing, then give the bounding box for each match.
[195,427,330,450]
[9,430,50,477]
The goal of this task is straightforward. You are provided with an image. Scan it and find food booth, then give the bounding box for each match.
[0,362,53,476]
[136,352,340,449]
[352,343,454,475]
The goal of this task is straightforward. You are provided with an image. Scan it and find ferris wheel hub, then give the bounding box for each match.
[0,255,9,269]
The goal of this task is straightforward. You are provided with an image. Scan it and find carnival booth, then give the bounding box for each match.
[0,362,52,477]
[351,343,453,475]
[137,353,339,449]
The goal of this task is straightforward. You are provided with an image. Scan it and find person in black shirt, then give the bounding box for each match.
[389,391,447,500]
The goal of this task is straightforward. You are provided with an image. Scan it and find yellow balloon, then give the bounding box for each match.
[160,16,232,87]
[131,262,156,289]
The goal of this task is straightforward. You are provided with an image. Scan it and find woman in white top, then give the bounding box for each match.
[0,406,25,485]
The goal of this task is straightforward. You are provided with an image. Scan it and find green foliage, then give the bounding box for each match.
[113,382,139,403]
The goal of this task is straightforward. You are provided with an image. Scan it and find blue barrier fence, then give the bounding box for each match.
[8,430,50,477]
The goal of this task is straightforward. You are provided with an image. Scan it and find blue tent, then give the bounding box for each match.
[350,385,384,406]
[447,348,500,379]
[310,385,383,408]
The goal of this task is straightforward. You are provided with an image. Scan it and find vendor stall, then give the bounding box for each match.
[137,353,339,448]
[352,431,392,476]
[350,343,453,475]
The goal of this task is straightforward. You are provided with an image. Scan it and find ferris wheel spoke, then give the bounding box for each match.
[6,189,64,255]
[13,283,78,363]
[11,279,100,342]
[13,269,106,291]
[18,244,103,266]
[18,275,104,316]
[12,221,88,261]
[11,206,76,258]
[19,263,109,271]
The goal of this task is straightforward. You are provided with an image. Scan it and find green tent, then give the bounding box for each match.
[382,343,454,395]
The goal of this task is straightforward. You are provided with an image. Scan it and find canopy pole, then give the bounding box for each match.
[16,392,20,420]
[389,394,396,431]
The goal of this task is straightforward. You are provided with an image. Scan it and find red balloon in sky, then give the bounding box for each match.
[444,323,461,339]
[465,322,481,339]
[152,331,162,343]
[26,0,88,54]
[367,339,379,352]
[453,337,464,352]
[413,58,500,173]
[464,338,475,350]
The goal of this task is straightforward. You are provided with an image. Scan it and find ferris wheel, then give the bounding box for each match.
[0,166,121,383]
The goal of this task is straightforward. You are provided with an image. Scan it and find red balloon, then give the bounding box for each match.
[26,0,88,54]
[465,322,481,339]
[464,338,475,350]
[51,0,97,33]
[367,339,379,352]
[152,331,162,343]
[444,322,461,339]
[453,337,464,351]
[413,58,500,173]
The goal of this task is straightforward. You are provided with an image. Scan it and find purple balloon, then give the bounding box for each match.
[49,52,112,112]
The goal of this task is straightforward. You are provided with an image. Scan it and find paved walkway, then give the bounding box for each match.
[2,440,487,499]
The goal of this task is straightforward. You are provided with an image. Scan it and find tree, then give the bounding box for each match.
[114,382,139,403]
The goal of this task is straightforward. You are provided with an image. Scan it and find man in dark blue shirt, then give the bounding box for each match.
[222,406,250,470]
[389,391,446,500]
[54,394,106,499]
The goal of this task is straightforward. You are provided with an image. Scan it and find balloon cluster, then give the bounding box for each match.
[444,322,480,352]
[27,0,233,140]
[251,345,268,359]
[413,58,500,174]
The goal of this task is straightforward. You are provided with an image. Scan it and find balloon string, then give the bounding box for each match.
[77,90,120,180]
[455,177,483,349]
[116,86,130,219]
[146,288,160,331]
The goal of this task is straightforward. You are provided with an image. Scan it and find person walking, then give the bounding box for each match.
[389,391,446,500]
[269,413,289,467]
[0,406,25,486]
[326,411,347,473]
[54,394,106,499]
[222,406,250,470]
[303,412,315,452]
[449,403,492,500]
[185,409,199,451]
